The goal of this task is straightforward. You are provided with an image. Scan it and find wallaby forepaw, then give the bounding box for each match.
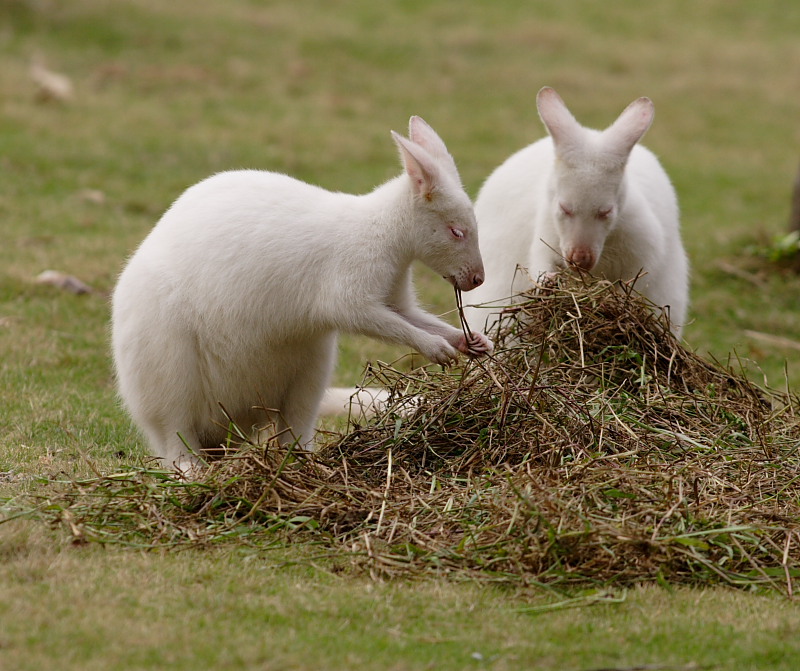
[458,331,494,357]
[424,337,460,366]
[534,271,561,294]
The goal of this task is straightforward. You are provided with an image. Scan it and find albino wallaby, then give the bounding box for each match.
[112,117,493,472]
[465,87,688,336]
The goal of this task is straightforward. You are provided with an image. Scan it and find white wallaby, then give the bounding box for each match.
[112,116,493,473]
[464,87,688,337]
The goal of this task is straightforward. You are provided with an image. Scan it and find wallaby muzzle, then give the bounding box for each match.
[447,270,484,292]
[566,247,596,271]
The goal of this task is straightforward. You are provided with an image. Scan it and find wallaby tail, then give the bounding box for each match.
[319,386,393,419]
[319,386,422,421]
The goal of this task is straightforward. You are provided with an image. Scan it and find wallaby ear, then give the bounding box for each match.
[602,97,655,160]
[391,130,442,200]
[407,116,460,180]
[536,87,582,151]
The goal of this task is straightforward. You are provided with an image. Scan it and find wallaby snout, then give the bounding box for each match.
[566,247,596,271]
[458,266,485,292]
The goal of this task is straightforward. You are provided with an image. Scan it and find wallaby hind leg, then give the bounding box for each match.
[142,422,205,477]
[277,334,338,451]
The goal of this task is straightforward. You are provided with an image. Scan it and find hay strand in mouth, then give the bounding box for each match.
[455,286,496,358]
[455,286,472,345]
[14,275,800,593]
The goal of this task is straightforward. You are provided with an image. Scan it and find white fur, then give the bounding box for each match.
[112,117,492,471]
[319,387,391,417]
[319,386,421,421]
[464,87,689,337]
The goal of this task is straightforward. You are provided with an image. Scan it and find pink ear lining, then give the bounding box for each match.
[406,116,457,176]
[537,87,655,158]
[391,131,442,200]
[536,87,582,148]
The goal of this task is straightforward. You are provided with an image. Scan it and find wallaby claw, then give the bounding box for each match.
[459,331,494,357]
[534,271,561,294]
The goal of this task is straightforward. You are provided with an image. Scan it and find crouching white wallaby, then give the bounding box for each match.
[112,117,493,473]
[464,86,688,337]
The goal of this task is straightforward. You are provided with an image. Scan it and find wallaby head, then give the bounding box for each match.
[391,116,485,292]
[536,86,655,272]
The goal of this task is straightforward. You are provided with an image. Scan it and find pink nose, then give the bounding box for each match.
[567,249,595,271]
[453,271,485,291]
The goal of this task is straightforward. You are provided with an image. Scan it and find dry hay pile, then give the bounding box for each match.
[21,277,800,592]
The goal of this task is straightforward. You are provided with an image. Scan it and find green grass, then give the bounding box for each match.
[2,524,799,671]
[2,0,800,669]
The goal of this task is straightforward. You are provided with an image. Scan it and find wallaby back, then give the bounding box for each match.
[111,117,492,473]
[465,87,688,336]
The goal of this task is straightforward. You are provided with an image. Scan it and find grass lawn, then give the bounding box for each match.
[2,1,800,669]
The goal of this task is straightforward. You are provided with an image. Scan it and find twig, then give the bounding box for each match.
[743,330,800,352]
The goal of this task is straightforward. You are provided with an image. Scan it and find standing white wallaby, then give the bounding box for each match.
[464,87,688,337]
[111,117,493,473]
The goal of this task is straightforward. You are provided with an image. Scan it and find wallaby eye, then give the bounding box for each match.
[449,226,465,239]
[597,207,613,220]
[559,203,574,217]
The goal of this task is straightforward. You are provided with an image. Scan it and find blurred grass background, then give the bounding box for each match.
[1,1,800,669]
